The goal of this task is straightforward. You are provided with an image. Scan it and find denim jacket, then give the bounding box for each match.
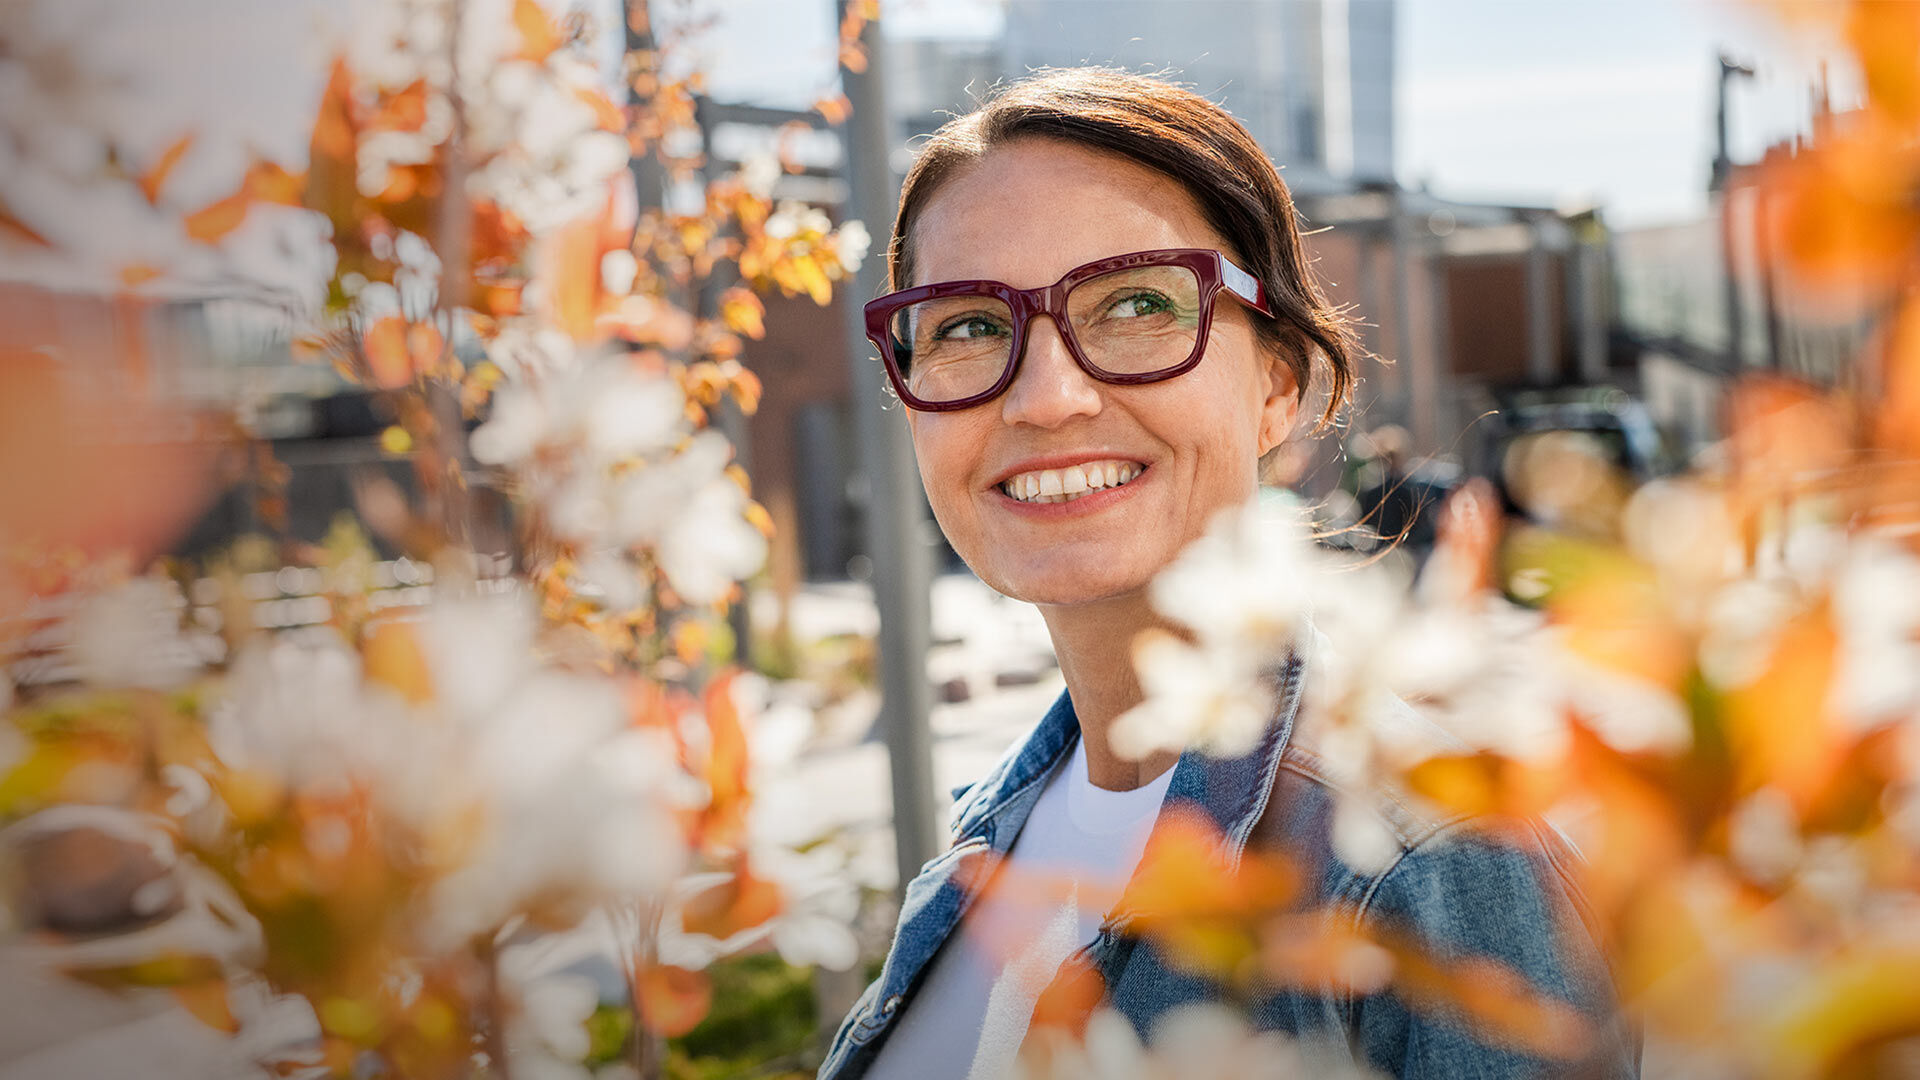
[819,653,1639,1078]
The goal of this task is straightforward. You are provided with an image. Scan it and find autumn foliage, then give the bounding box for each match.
[0,1,870,1077]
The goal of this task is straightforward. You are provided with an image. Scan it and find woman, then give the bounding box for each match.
[818,68,1635,1079]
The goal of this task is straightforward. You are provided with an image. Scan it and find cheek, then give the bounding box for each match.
[907,416,980,521]
[1181,349,1268,456]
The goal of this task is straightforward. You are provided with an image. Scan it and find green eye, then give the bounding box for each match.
[935,316,1009,340]
[1109,292,1173,318]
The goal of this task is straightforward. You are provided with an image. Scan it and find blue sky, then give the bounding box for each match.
[1397,0,1851,225]
[669,0,1856,228]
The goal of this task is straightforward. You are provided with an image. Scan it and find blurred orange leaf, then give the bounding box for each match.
[793,255,832,306]
[1552,573,1692,692]
[1847,1,1920,124]
[363,618,434,705]
[174,979,238,1033]
[1724,604,1842,809]
[637,964,710,1037]
[744,499,774,538]
[680,859,783,940]
[1027,956,1104,1040]
[1875,295,1920,458]
[0,200,50,247]
[575,86,625,132]
[1763,946,1920,1074]
[306,59,361,230]
[137,135,194,206]
[180,158,304,247]
[311,59,357,164]
[814,94,852,125]
[118,263,164,287]
[1123,809,1300,979]
[242,159,306,206]
[184,191,252,244]
[367,79,429,133]
[513,0,564,62]
[719,286,766,339]
[1726,375,1852,484]
[1550,726,1690,932]
[1763,110,1920,293]
[731,367,763,415]
[362,317,443,390]
[691,672,751,852]
[1384,937,1595,1061]
[1405,752,1567,822]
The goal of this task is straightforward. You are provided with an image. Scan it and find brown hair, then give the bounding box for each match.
[889,67,1358,427]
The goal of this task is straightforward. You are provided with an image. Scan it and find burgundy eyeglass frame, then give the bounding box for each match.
[863,247,1273,412]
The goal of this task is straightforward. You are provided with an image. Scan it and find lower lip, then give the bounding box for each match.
[992,468,1148,517]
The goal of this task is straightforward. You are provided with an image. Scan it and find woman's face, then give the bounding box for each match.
[904,138,1300,608]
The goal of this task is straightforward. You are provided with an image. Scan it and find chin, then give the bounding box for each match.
[977,560,1152,608]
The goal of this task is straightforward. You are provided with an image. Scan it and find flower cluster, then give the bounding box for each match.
[1082,3,1920,1068]
[0,0,875,1077]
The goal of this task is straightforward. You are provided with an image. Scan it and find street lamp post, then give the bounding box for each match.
[836,2,942,895]
[1713,52,1756,372]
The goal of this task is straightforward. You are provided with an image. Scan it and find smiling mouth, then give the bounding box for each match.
[998,460,1146,504]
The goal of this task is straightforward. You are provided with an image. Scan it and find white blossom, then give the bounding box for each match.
[581,369,687,464]
[599,248,638,297]
[738,153,780,200]
[764,201,831,241]
[1829,537,1920,730]
[832,220,872,273]
[1727,787,1803,887]
[1016,1005,1380,1080]
[655,476,768,606]
[499,941,600,1080]
[204,595,689,951]
[1111,629,1277,761]
[68,577,201,690]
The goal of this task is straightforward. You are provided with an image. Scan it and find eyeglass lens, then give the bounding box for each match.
[887,263,1205,404]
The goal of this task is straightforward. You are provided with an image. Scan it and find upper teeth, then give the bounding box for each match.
[1001,460,1143,503]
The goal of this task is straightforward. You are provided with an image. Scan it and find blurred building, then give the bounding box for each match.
[1612,94,1874,458]
[1000,0,1395,188]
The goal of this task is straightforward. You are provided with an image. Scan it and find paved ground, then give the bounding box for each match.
[759,572,1064,892]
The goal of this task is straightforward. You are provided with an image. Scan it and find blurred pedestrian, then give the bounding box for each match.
[1352,423,1451,554]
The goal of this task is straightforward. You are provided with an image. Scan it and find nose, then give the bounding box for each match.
[999,313,1102,428]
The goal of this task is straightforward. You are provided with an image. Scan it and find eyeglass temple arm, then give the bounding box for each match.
[1220,256,1272,317]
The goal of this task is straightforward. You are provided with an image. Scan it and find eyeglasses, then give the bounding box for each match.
[863,248,1273,412]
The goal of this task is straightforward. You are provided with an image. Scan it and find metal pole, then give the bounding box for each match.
[1388,191,1433,448]
[836,1,941,891]
[693,95,757,665]
[1714,53,1755,372]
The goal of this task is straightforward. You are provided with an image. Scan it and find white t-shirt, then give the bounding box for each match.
[866,737,1176,1080]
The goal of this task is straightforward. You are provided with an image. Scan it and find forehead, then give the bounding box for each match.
[908,138,1226,290]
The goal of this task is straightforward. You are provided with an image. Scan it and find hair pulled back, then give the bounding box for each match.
[888,67,1357,426]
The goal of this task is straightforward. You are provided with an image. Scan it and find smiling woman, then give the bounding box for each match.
[819,68,1637,1080]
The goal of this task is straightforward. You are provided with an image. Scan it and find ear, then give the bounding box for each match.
[1255,340,1303,456]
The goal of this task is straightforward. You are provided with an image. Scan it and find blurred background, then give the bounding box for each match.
[1,1,1895,1076]
[2,0,1858,577]
[10,0,1863,847]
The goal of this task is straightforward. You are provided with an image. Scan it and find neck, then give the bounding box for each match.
[1038,589,1182,792]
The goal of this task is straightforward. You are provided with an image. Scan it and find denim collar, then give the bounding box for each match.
[949,649,1307,874]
